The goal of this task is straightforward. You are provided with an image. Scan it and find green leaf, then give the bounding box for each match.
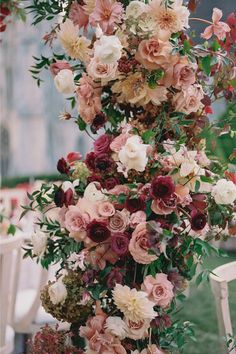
[201,56,212,76]
[76,117,87,131]
[195,180,200,192]
[183,40,191,53]
[142,130,156,143]
[7,224,16,236]
[211,39,221,52]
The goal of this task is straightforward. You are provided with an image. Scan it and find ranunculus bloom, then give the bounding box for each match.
[129,223,158,264]
[54,68,75,95]
[172,84,204,114]
[190,210,207,231]
[103,177,118,190]
[89,0,123,34]
[50,61,72,77]
[142,273,174,308]
[125,318,150,340]
[150,176,175,200]
[91,112,108,133]
[108,210,130,233]
[135,38,172,71]
[211,179,236,205]
[57,157,70,174]
[94,153,115,173]
[87,220,111,243]
[94,134,111,154]
[111,233,130,256]
[97,201,115,218]
[125,197,146,213]
[201,8,231,41]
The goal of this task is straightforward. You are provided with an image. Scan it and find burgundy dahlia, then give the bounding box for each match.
[150,176,175,199]
[57,157,70,175]
[190,210,207,231]
[111,233,130,256]
[125,197,146,213]
[93,134,111,154]
[94,153,114,173]
[87,220,111,243]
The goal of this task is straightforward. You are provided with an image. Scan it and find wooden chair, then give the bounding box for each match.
[210,261,236,354]
[0,234,23,354]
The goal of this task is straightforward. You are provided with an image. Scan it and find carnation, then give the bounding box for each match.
[211,179,236,205]
[112,284,156,322]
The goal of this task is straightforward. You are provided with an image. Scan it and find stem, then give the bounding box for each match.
[85,128,95,141]
[195,47,235,66]
[189,17,213,25]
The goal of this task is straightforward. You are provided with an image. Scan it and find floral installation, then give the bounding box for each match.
[23,0,236,353]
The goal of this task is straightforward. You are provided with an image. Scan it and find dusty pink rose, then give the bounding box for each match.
[130,211,146,228]
[87,243,118,270]
[172,84,204,114]
[201,8,230,41]
[69,1,89,31]
[108,210,130,233]
[77,74,102,123]
[172,57,196,89]
[50,61,72,76]
[125,319,150,340]
[87,57,118,83]
[94,134,111,154]
[135,38,172,71]
[76,197,100,220]
[89,0,124,34]
[151,196,177,215]
[110,133,131,153]
[80,314,106,339]
[142,273,174,308]
[64,206,90,241]
[129,223,158,264]
[98,201,115,217]
[107,185,130,196]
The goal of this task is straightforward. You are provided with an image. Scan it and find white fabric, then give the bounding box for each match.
[0,326,14,354]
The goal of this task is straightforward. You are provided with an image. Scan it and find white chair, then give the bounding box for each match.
[210,261,236,354]
[0,234,23,354]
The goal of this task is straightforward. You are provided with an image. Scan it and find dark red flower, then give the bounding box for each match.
[66,151,82,164]
[57,158,70,175]
[93,134,111,154]
[103,177,118,190]
[54,188,65,207]
[150,176,175,199]
[111,233,130,256]
[91,112,107,133]
[64,189,74,207]
[125,197,146,213]
[87,174,103,184]
[190,210,207,231]
[87,220,111,243]
[0,5,11,17]
[107,268,123,288]
[168,270,185,291]
[94,153,114,173]
[82,269,97,285]
[151,314,172,329]
[85,151,96,171]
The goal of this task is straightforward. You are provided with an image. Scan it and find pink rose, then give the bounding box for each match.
[172,57,196,89]
[130,211,146,228]
[50,61,72,76]
[87,57,118,82]
[151,196,177,215]
[110,133,131,153]
[64,206,89,240]
[87,243,118,270]
[98,201,115,218]
[107,185,130,196]
[129,223,158,264]
[172,84,204,114]
[201,8,230,41]
[108,210,129,233]
[126,319,150,340]
[135,38,172,71]
[94,134,111,154]
[76,197,100,220]
[142,273,174,308]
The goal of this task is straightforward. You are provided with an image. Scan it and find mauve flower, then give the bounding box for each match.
[172,84,204,114]
[91,112,108,133]
[110,133,131,153]
[65,205,89,237]
[108,210,129,233]
[130,211,146,228]
[57,157,70,174]
[172,57,196,89]
[103,177,118,190]
[150,176,175,199]
[142,273,174,308]
[82,269,97,285]
[107,268,123,288]
[151,196,177,215]
[94,153,114,173]
[190,210,207,231]
[201,8,230,41]
[87,220,111,243]
[85,151,96,171]
[168,270,186,292]
[50,61,72,77]
[125,197,146,213]
[94,134,111,154]
[89,0,124,34]
[151,314,172,329]
[111,233,130,256]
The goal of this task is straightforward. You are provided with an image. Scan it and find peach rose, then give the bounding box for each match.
[142,273,174,308]
[87,57,118,83]
[135,38,172,70]
[97,201,115,218]
[151,196,177,215]
[129,223,158,264]
[108,210,130,233]
[64,206,90,241]
[130,211,147,228]
[125,319,150,340]
[172,84,204,114]
[172,57,196,89]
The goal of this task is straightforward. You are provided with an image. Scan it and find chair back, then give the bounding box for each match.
[0,235,23,348]
[210,261,236,354]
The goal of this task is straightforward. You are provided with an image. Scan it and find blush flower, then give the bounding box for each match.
[112,284,156,322]
[108,210,130,233]
[87,57,118,83]
[142,273,174,308]
[64,206,90,241]
[172,56,197,89]
[201,8,231,41]
[94,134,111,154]
[97,201,115,218]
[172,84,204,114]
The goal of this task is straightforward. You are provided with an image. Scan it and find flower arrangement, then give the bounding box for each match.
[24,0,236,352]
[0,0,26,33]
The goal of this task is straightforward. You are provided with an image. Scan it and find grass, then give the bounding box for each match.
[175,252,236,354]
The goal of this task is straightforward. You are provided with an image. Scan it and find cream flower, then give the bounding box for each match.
[212,179,236,205]
[48,279,68,305]
[105,316,128,339]
[54,69,75,95]
[31,231,48,257]
[57,19,91,61]
[112,284,156,322]
[94,35,123,64]
[118,135,149,177]
[84,182,107,202]
[125,1,148,19]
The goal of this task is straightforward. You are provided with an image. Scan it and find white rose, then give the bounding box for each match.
[118,136,149,175]
[62,179,80,193]
[126,1,147,19]
[105,316,128,339]
[54,69,75,95]
[31,231,48,257]
[212,179,236,205]
[84,182,107,202]
[48,279,67,305]
[94,35,123,64]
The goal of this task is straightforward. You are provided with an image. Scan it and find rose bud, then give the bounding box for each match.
[57,157,70,175]
[150,176,175,199]
[87,220,111,243]
[125,197,146,213]
[111,233,130,256]
[66,151,82,164]
[190,210,207,231]
[54,188,65,208]
[64,188,74,207]
[107,268,123,288]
